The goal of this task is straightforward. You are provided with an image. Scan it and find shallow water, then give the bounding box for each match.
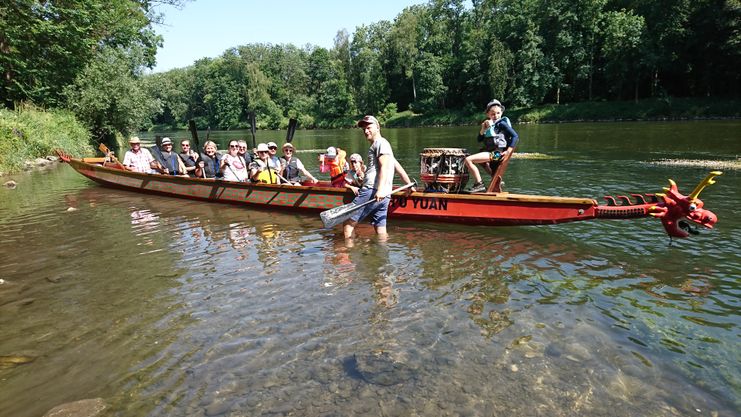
[0,121,739,417]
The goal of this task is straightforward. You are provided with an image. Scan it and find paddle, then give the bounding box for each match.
[320,181,416,229]
[286,118,298,143]
[188,119,201,152]
[98,143,127,170]
[249,111,257,149]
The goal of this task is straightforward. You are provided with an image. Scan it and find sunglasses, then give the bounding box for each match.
[268,146,277,150]
[283,148,293,152]
[258,150,268,154]
[239,146,246,150]
[229,144,239,148]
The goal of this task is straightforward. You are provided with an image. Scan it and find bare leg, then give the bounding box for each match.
[373,225,388,240]
[343,220,357,239]
[465,152,491,184]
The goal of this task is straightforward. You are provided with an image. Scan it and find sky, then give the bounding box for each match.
[151,0,428,73]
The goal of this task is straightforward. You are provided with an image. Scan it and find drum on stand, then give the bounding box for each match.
[419,148,469,193]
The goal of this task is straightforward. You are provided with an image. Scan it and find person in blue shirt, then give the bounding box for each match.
[464,99,519,193]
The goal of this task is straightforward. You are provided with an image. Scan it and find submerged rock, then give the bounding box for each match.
[0,354,36,368]
[42,398,106,417]
[3,180,17,189]
[346,351,416,386]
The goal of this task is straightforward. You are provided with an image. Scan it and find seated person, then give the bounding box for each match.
[178,140,199,177]
[266,141,282,172]
[237,140,252,166]
[249,143,279,184]
[220,140,249,182]
[123,136,155,173]
[464,99,519,193]
[195,140,223,178]
[280,143,317,185]
[151,137,188,176]
[320,146,349,187]
[345,153,366,195]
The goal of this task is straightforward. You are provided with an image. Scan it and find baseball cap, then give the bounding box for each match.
[485,99,505,112]
[267,141,278,149]
[161,137,172,145]
[256,143,269,152]
[326,146,337,157]
[349,153,362,162]
[357,115,379,128]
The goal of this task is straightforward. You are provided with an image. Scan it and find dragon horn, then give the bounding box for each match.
[688,171,723,201]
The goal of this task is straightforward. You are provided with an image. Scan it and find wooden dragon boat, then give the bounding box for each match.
[56,150,721,239]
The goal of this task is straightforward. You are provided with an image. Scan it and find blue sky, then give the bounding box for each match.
[152,0,428,73]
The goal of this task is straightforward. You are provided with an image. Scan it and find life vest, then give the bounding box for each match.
[329,149,347,187]
[283,157,300,182]
[161,151,183,175]
[255,168,279,184]
[200,153,222,178]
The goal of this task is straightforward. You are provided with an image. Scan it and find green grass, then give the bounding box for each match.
[0,105,92,174]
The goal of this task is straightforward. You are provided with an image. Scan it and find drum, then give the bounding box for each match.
[419,148,469,193]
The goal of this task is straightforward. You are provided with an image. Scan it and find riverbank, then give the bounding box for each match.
[385,97,741,127]
[0,106,92,175]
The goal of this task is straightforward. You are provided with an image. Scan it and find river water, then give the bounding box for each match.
[0,121,739,417]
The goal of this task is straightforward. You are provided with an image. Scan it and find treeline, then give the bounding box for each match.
[1,1,739,139]
[147,0,740,130]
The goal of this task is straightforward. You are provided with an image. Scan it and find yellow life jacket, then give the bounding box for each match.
[255,168,279,184]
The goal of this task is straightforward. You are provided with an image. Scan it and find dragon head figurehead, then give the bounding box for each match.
[648,171,721,238]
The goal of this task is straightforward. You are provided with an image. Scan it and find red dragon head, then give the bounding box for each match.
[648,171,721,238]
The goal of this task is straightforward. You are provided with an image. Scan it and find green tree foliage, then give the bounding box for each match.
[63,46,161,142]
[0,0,182,108]
[9,0,735,134]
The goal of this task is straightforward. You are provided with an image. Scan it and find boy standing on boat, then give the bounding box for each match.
[343,115,397,239]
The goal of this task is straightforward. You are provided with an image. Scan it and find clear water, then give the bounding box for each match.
[0,121,739,417]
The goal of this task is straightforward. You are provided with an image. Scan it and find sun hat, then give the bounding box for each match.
[256,143,269,152]
[161,137,172,145]
[326,146,337,158]
[357,115,379,128]
[349,153,363,162]
[282,143,294,149]
[267,141,278,148]
[485,99,505,112]
[129,136,141,144]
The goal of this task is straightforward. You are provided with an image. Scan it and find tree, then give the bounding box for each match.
[63,46,161,143]
[0,0,186,108]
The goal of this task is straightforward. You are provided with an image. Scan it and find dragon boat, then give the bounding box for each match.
[55,148,721,239]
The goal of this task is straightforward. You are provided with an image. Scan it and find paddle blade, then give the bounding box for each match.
[286,118,298,142]
[320,201,367,229]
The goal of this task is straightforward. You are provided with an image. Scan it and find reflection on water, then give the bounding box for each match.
[1,122,739,416]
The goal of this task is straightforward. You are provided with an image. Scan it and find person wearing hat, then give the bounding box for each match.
[343,115,414,239]
[122,136,155,173]
[320,146,349,187]
[464,99,519,193]
[344,153,366,195]
[151,137,188,176]
[266,141,282,173]
[249,143,279,184]
[280,143,317,185]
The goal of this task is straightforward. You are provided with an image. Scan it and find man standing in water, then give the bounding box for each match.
[343,115,399,239]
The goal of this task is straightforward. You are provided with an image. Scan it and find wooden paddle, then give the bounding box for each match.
[188,119,201,151]
[320,181,416,229]
[486,150,513,193]
[249,111,257,149]
[286,118,298,143]
[98,143,127,170]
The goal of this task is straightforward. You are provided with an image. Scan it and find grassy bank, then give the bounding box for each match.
[385,97,741,127]
[0,105,92,174]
